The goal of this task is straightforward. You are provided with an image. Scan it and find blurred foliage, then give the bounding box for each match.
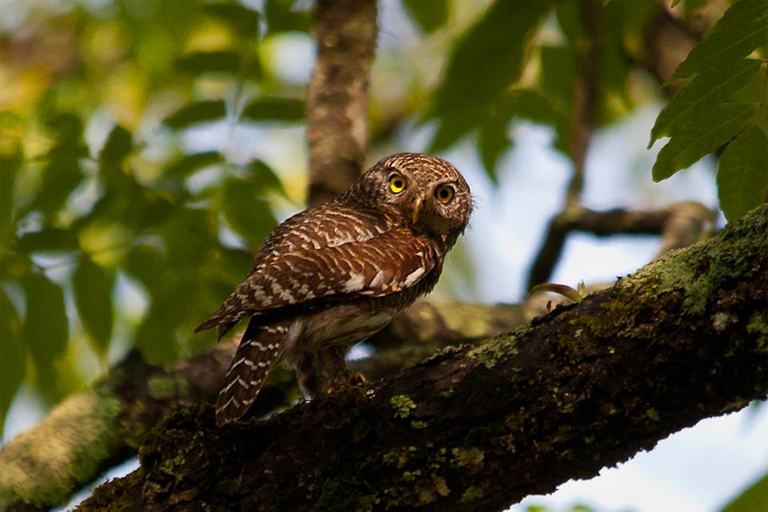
[649,0,768,220]
[0,0,765,441]
[717,472,768,512]
[650,0,768,220]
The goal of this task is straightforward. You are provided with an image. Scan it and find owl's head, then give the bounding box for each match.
[345,153,472,239]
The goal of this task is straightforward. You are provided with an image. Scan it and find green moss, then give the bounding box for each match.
[451,447,484,469]
[461,486,485,502]
[747,312,768,351]
[646,408,660,422]
[390,395,417,419]
[314,477,377,512]
[410,420,428,429]
[619,204,767,317]
[467,328,525,369]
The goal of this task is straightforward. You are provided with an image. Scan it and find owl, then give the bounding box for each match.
[195,153,472,425]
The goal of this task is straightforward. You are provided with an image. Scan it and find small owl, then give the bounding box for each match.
[195,153,472,425]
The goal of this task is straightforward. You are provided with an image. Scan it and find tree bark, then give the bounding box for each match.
[76,205,768,512]
[306,0,377,206]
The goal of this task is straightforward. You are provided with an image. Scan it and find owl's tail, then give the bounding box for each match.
[215,317,290,426]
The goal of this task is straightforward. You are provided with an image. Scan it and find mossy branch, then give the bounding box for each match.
[75,205,768,512]
[0,302,523,512]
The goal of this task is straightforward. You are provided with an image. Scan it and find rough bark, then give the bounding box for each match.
[306,0,377,206]
[0,302,526,512]
[76,205,768,512]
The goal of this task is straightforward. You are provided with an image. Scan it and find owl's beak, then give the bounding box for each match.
[411,197,423,224]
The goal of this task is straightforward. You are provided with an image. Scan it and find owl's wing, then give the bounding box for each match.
[195,204,441,337]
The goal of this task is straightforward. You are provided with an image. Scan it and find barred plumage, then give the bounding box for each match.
[196,153,472,425]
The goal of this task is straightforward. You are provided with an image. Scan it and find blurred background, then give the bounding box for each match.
[0,0,765,511]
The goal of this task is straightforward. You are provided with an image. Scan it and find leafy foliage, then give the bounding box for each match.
[649,0,768,219]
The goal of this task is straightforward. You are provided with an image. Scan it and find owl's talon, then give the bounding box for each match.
[350,372,367,387]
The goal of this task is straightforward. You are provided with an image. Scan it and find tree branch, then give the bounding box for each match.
[0,301,525,512]
[77,205,768,512]
[306,0,377,206]
[526,202,713,291]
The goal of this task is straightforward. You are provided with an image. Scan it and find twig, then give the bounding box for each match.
[306,0,378,206]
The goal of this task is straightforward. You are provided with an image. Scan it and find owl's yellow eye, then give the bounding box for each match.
[389,174,406,194]
[435,185,455,204]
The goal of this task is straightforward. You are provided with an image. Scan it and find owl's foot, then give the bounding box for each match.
[350,372,367,387]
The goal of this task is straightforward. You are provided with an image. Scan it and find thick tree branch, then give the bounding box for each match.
[77,205,768,512]
[0,301,525,512]
[306,0,377,206]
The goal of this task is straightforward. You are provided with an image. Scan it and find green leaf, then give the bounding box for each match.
[222,176,277,249]
[717,125,768,221]
[428,1,550,152]
[15,227,79,253]
[163,100,227,129]
[402,0,449,34]
[24,113,86,217]
[264,0,311,34]
[205,3,260,37]
[718,474,768,512]
[22,272,69,398]
[0,288,25,434]
[134,288,187,364]
[0,143,21,245]
[241,97,305,122]
[477,106,513,181]
[176,50,259,77]
[669,0,768,82]
[245,159,287,198]
[123,244,165,293]
[538,45,576,153]
[651,59,761,146]
[99,124,133,169]
[477,88,569,176]
[652,104,754,182]
[73,256,115,354]
[164,151,224,178]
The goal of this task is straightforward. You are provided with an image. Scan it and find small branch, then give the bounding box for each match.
[78,205,768,512]
[526,202,713,289]
[0,301,525,512]
[306,0,378,206]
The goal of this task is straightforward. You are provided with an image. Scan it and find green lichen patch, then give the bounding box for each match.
[747,312,768,351]
[390,395,417,419]
[461,485,485,502]
[467,328,525,369]
[451,446,485,469]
